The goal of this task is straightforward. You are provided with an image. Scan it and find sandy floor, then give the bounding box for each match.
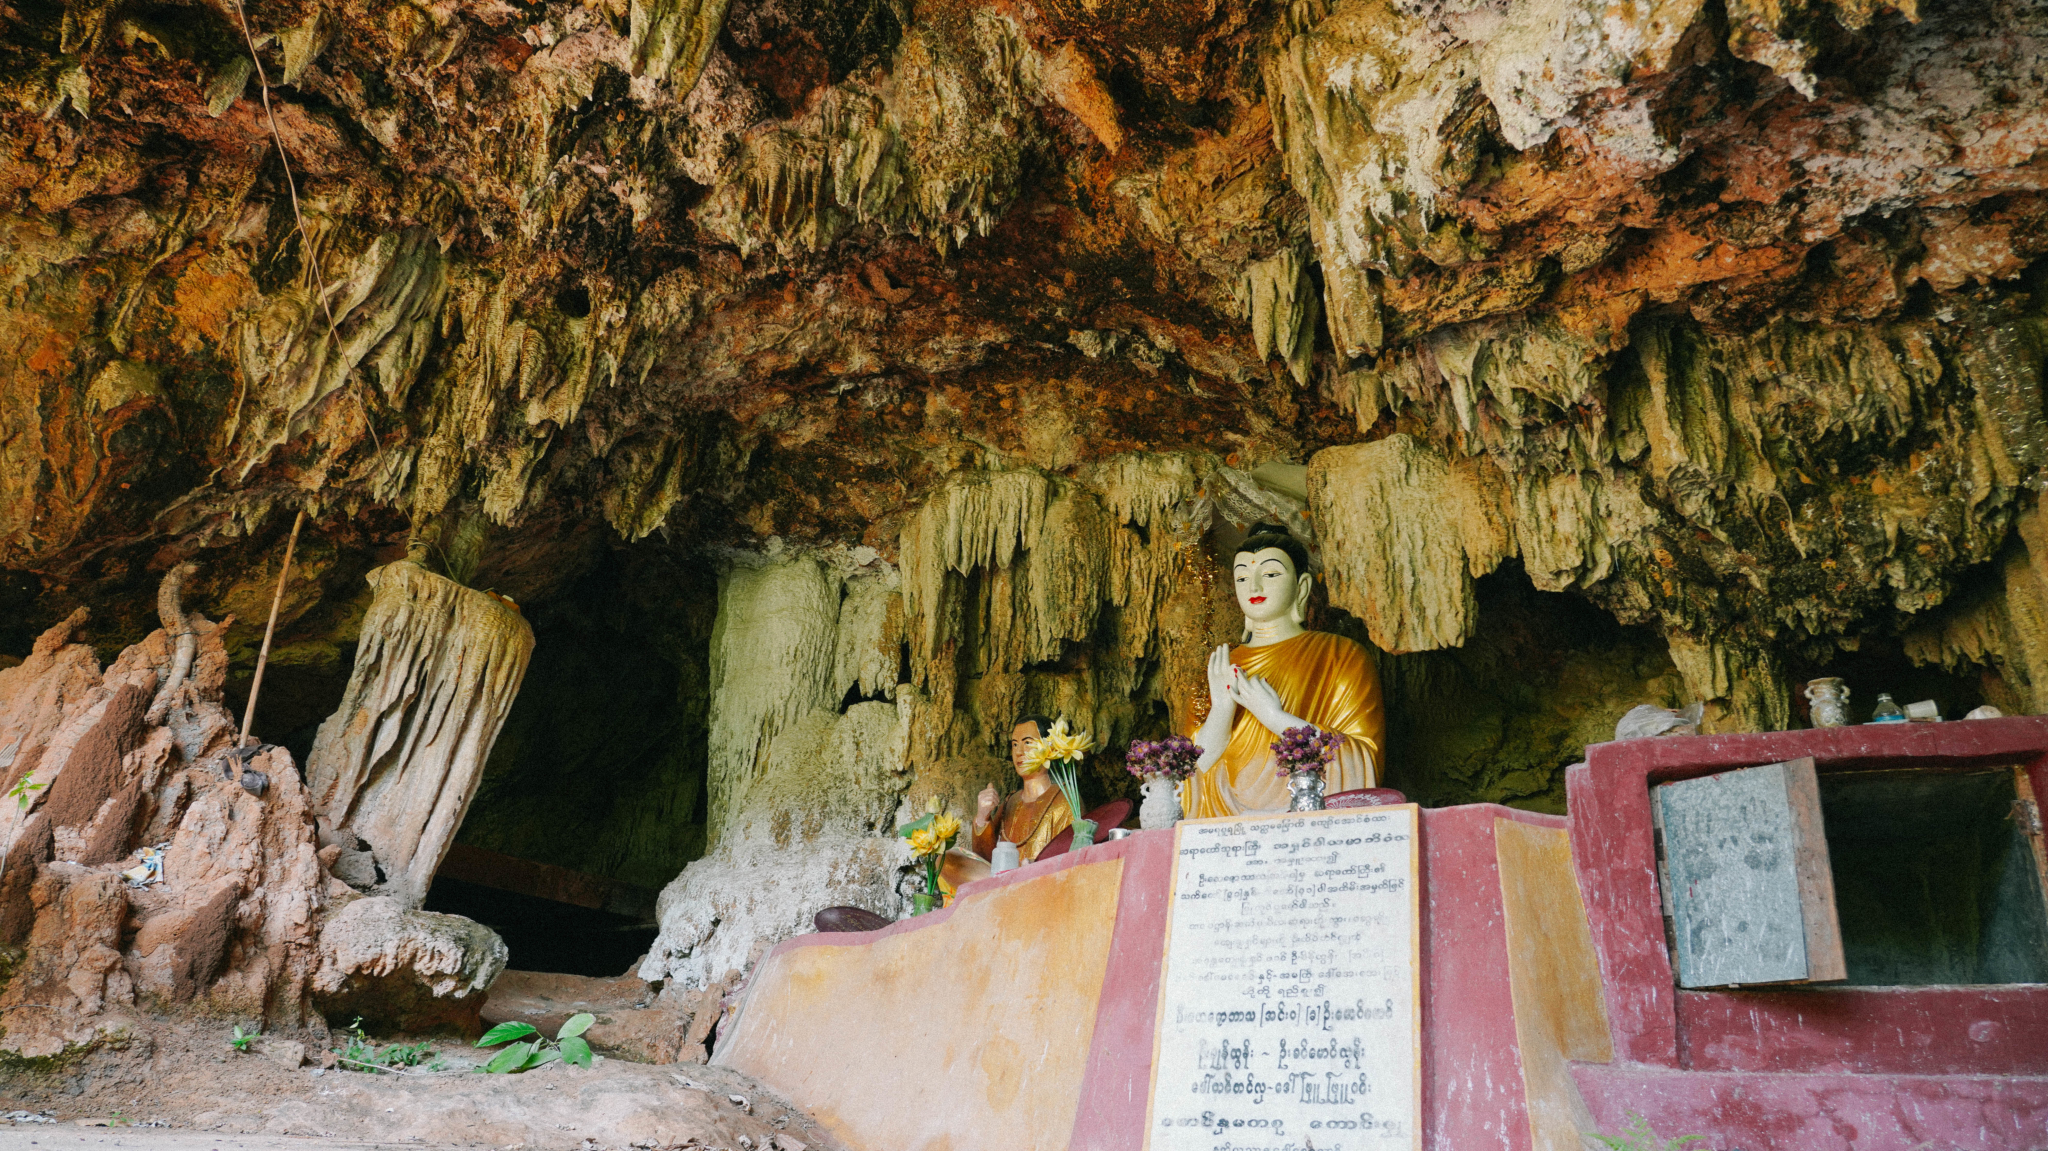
[0,1022,838,1151]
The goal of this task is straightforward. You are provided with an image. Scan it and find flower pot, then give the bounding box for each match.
[1287,769,1326,812]
[1068,817,1098,850]
[1139,776,1183,830]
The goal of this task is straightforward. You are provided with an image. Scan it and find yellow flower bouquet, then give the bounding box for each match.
[1021,717,1098,849]
[897,798,962,913]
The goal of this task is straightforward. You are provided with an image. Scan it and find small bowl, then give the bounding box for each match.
[1105,828,1136,841]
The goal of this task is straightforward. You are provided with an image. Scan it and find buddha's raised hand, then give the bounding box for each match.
[974,784,1000,826]
[1206,644,1238,715]
[1230,670,1306,736]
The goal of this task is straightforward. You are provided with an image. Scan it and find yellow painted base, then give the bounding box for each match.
[718,858,1126,1151]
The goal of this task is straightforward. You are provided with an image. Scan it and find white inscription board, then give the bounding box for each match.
[1144,806,1422,1151]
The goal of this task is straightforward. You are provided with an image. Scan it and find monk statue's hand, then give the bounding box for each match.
[974,784,1000,827]
[1206,644,1238,717]
[1230,672,1296,732]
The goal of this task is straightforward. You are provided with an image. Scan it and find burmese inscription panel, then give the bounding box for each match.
[1144,806,1421,1151]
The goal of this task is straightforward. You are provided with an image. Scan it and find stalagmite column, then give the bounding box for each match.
[640,551,912,990]
[306,560,535,908]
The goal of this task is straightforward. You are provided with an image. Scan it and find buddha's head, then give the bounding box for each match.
[1010,714,1054,775]
[1233,521,1313,634]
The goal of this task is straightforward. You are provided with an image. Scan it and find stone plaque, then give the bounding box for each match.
[1144,806,1422,1151]
[1654,756,1844,988]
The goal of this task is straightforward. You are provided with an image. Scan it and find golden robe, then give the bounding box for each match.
[942,786,1073,896]
[1180,630,1385,818]
[970,786,1073,863]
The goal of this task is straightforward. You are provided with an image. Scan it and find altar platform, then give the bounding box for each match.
[715,717,2048,1151]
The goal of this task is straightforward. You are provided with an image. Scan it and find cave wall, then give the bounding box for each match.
[4,0,2048,979]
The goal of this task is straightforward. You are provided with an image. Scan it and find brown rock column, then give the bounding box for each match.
[306,561,534,908]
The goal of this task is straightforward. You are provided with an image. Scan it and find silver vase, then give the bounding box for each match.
[1287,769,1325,811]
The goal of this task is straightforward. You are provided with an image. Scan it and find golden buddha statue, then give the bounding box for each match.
[1181,522,1385,818]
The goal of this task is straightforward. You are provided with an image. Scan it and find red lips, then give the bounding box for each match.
[1249,595,1267,604]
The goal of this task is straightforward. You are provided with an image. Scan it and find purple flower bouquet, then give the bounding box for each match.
[1271,725,1340,778]
[1125,734,1200,782]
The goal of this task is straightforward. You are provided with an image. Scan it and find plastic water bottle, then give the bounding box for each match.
[990,841,1022,874]
[1869,693,1906,723]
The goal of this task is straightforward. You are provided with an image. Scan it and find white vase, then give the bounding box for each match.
[1139,776,1182,830]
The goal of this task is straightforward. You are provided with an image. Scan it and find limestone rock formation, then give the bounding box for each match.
[310,895,509,1033]
[305,561,536,908]
[641,551,913,990]
[4,0,2048,990]
[0,614,327,1054]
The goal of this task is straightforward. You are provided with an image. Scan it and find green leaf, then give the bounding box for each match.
[483,1040,535,1073]
[557,1013,596,1040]
[558,1036,593,1068]
[476,1022,540,1048]
[519,1047,560,1071]
[895,813,934,839]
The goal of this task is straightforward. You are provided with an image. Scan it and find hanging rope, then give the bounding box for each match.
[240,506,306,747]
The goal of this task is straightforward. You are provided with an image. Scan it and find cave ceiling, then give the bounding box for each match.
[3,0,2048,667]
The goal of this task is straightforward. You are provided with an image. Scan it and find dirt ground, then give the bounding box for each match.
[0,1022,840,1151]
[0,1133,446,1151]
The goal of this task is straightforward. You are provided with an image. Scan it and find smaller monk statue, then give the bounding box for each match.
[936,714,1074,894]
[971,714,1074,862]
[1182,522,1386,818]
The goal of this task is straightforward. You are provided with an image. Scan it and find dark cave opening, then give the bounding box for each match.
[421,875,658,978]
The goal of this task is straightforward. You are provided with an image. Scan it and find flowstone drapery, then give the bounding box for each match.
[640,550,912,990]
[305,561,536,908]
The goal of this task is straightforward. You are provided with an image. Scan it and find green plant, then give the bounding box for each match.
[332,1017,443,1074]
[229,1024,259,1053]
[0,771,43,889]
[6,772,42,810]
[474,1013,595,1073]
[1589,1113,1706,1151]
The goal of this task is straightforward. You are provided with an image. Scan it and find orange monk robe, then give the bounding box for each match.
[970,787,1073,863]
[1180,630,1385,819]
[940,786,1074,896]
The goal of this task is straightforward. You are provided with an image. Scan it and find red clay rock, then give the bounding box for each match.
[0,609,496,1056]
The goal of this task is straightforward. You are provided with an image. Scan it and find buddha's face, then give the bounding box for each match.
[1234,547,1309,624]
[1009,720,1044,775]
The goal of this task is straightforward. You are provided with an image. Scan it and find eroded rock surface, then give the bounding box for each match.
[4,0,2048,993]
[0,607,501,1055]
[311,895,508,1033]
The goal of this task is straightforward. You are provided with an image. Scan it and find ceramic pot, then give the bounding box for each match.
[1139,776,1183,830]
[1805,677,1850,728]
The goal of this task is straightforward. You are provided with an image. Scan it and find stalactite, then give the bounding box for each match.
[1238,248,1320,387]
[1308,434,1513,653]
[629,0,733,97]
